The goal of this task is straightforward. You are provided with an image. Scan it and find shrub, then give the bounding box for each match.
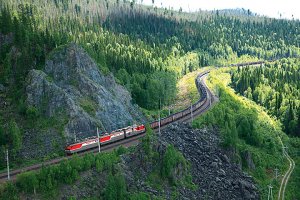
[161,145,187,184]
[26,106,39,120]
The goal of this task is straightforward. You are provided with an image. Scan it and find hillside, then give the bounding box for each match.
[231,58,300,137]
[193,67,300,199]
[0,124,260,200]
[0,43,145,167]
[0,0,300,199]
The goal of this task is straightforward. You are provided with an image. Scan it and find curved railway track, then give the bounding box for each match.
[278,146,295,200]
[278,151,295,200]
[0,60,295,200]
[0,71,215,183]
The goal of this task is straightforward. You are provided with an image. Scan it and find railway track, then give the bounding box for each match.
[278,147,296,200]
[0,71,215,183]
[1,61,293,200]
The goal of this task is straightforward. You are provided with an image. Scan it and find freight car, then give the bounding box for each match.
[65,71,210,154]
[150,71,209,129]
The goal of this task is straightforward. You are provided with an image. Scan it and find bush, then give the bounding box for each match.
[16,172,38,194]
[104,173,127,200]
[0,182,19,200]
[26,106,39,120]
[161,145,187,184]
[79,98,97,116]
[130,192,150,200]
[142,124,154,157]
[8,120,22,151]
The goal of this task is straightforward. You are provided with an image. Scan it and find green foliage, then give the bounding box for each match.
[0,122,7,146]
[2,0,300,111]
[104,172,127,200]
[26,106,40,121]
[79,98,97,116]
[116,145,127,156]
[129,192,150,200]
[95,151,120,173]
[16,171,38,194]
[194,69,288,199]
[142,124,154,157]
[0,1,300,198]
[0,182,19,200]
[140,127,195,191]
[231,58,300,136]
[8,120,22,151]
[161,145,187,185]
[0,119,22,151]
[103,3,300,60]
[8,151,120,197]
[194,86,262,148]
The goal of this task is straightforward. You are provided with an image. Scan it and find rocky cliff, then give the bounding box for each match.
[26,43,145,141]
[47,123,259,200]
[122,123,259,199]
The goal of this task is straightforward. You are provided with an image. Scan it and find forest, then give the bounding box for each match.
[0,0,297,158]
[1,0,300,112]
[231,59,300,136]
[0,0,300,199]
[193,69,300,199]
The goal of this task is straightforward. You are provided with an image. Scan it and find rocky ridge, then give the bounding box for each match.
[122,123,260,200]
[21,43,145,159]
[26,43,145,140]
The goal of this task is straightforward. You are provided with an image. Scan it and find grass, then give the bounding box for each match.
[141,66,212,120]
[171,67,212,111]
[79,98,98,117]
[193,67,290,199]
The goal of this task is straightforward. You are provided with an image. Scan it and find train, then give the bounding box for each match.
[65,124,146,154]
[150,71,209,129]
[229,60,265,67]
[65,71,210,154]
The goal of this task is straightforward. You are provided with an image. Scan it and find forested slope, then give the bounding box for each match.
[230,59,300,199]
[193,68,296,199]
[231,59,300,137]
[1,0,300,111]
[0,0,300,198]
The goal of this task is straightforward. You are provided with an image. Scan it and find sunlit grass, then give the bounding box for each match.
[170,67,212,111]
[197,67,290,199]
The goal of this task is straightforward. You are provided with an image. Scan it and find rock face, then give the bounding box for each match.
[122,123,260,200]
[26,43,145,141]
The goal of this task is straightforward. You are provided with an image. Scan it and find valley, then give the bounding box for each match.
[0,0,300,199]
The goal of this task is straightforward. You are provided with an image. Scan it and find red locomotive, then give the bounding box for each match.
[65,71,211,155]
[65,124,145,154]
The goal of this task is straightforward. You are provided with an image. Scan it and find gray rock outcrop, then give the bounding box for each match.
[26,43,145,141]
[122,123,260,199]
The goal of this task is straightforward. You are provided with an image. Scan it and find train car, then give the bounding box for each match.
[151,121,159,129]
[173,111,183,121]
[125,124,146,137]
[65,70,210,155]
[65,136,101,154]
[195,100,203,109]
[65,124,145,154]
[102,129,125,145]
[161,116,173,126]
[182,108,190,117]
